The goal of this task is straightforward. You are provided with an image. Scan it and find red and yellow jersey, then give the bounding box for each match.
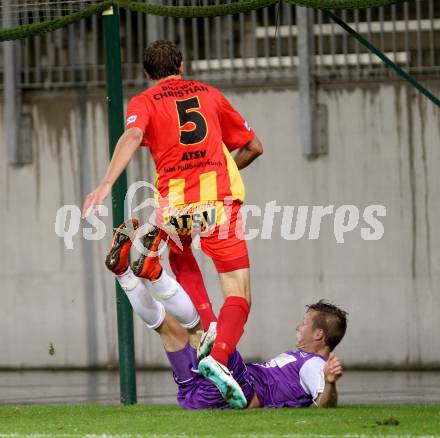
[125,79,254,206]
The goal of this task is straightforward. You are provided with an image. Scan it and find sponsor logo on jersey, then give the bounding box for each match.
[259,353,297,369]
[126,115,137,125]
[162,203,217,236]
[181,150,207,161]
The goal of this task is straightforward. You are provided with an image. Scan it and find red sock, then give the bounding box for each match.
[168,242,217,330]
[210,296,250,365]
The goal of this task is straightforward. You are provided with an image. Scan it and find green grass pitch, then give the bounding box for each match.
[0,405,439,437]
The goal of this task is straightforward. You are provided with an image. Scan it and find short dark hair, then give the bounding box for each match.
[306,300,348,351]
[143,40,182,80]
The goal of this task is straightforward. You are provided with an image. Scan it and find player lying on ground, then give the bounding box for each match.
[159,301,346,409]
[82,40,263,405]
[105,220,347,409]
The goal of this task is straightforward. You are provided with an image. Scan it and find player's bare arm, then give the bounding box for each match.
[315,354,343,408]
[234,135,263,170]
[81,127,143,218]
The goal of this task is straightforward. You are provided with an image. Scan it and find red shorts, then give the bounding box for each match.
[166,202,249,273]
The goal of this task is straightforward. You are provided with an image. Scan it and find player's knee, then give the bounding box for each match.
[144,304,166,330]
[150,281,200,329]
[150,283,178,301]
[179,311,200,330]
[224,288,251,304]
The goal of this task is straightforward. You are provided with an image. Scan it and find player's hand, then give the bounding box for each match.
[323,354,343,383]
[82,182,112,218]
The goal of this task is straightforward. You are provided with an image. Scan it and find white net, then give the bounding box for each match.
[0,0,101,27]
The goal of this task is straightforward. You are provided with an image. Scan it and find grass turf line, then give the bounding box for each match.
[0,405,439,437]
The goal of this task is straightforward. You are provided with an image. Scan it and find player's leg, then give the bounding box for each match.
[131,226,201,334]
[168,238,217,331]
[106,221,227,408]
[105,219,166,330]
[117,267,165,329]
[157,313,197,382]
[106,220,200,335]
[199,202,251,365]
[196,268,250,409]
[210,268,250,364]
[158,314,255,410]
[195,202,251,408]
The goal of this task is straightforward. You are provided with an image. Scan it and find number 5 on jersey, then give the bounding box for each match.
[176,97,208,146]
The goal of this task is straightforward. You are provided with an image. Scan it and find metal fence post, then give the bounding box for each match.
[102,5,137,405]
[297,6,317,158]
[2,0,24,165]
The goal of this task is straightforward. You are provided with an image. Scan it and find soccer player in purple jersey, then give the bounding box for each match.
[108,221,347,409]
[165,299,346,409]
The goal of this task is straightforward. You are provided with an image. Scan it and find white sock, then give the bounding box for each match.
[149,269,200,329]
[117,267,165,330]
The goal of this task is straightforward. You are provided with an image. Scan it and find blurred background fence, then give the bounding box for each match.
[0,0,439,89]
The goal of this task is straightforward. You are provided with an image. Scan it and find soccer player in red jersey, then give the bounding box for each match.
[82,40,263,407]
